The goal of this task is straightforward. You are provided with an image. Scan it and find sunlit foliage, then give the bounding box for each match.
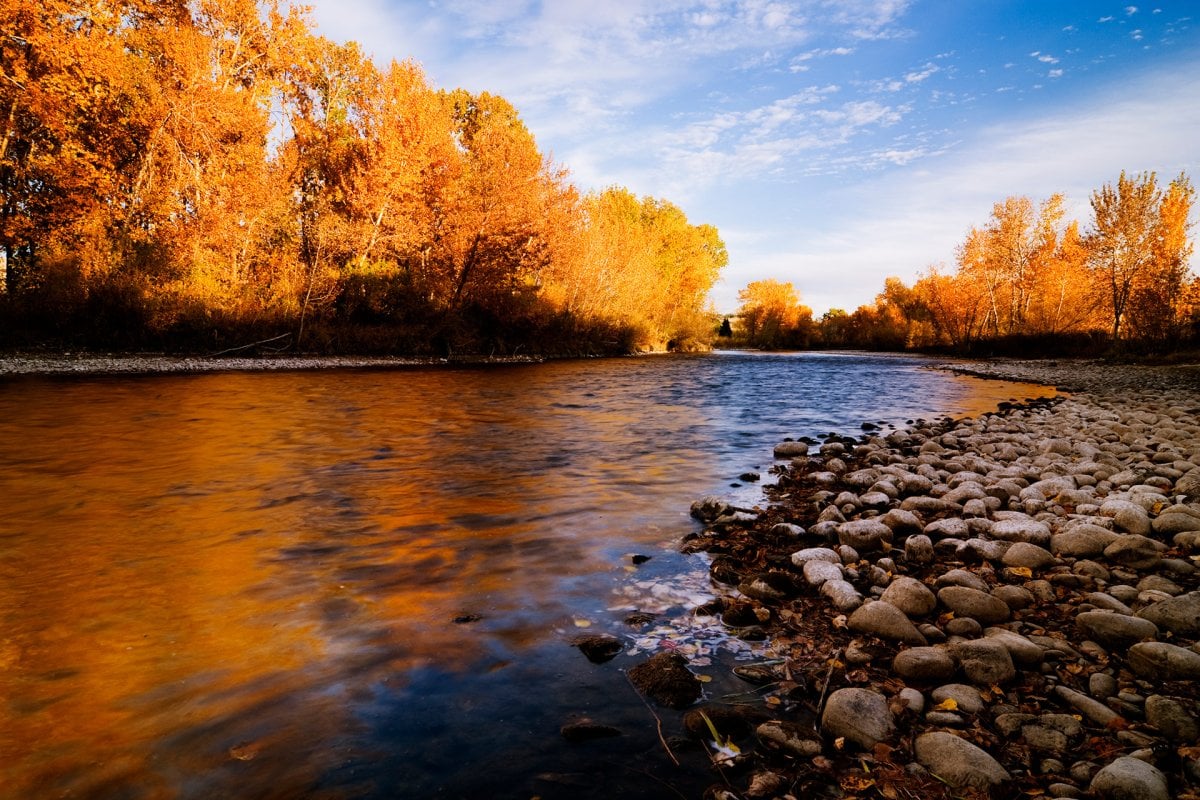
[0,1,724,354]
[800,176,1195,354]
[733,279,814,349]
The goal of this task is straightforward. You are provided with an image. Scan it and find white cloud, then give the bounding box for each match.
[709,57,1200,313]
[904,62,939,83]
[1099,15,1116,23]
[1048,69,1064,78]
[1126,6,1139,15]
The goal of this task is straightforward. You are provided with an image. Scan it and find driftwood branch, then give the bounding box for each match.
[209,332,291,357]
[622,670,680,767]
[814,647,843,731]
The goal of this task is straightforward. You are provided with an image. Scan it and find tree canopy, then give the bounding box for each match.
[0,0,725,355]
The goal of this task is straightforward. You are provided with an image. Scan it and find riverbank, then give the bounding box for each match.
[0,352,549,376]
[672,359,1200,799]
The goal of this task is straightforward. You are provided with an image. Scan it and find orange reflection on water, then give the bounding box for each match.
[0,371,611,799]
[0,356,1057,799]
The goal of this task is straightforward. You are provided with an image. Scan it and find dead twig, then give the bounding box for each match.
[813,647,843,731]
[622,670,680,767]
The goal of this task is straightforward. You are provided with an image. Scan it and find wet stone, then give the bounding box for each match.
[572,634,624,664]
[628,652,702,709]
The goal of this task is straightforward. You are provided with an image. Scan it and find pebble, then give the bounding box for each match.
[1144,695,1199,741]
[1051,524,1120,557]
[984,628,1044,667]
[879,576,937,616]
[1103,534,1165,569]
[1137,591,1200,637]
[1002,541,1057,569]
[931,683,985,714]
[790,547,841,566]
[1128,641,1200,680]
[1089,673,1118,699]
[1053,686,1120,726]
[686,362,1200,800]
[1075,611,1160,648]
[821,688,895,749]
[893,646,956,681]
[937,586,1011,625]
[914,731,1011,789]
[837,519,892,552]
[848,600,927,645]
[802,558,844,588]
[820,578,864,610]
[951,638,1016,685]
[1089,756,1170,800]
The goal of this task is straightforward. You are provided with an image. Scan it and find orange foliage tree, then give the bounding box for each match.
[0,1,726,354]
[735,279,813,349]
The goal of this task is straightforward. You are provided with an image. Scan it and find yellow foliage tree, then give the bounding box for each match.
[736,279,813,349]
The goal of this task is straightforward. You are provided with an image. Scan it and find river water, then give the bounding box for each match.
[0,352,1053,799]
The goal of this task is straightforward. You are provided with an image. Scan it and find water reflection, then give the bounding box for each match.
[0,353,1053,798]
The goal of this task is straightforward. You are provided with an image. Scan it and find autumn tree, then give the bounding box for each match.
[1023,220,1098,335]
[542,188,725,350]
[736,279,813,349]
[1124,174,1195,344]
[913,265,987,349]
[1087,171,1195,343]
[0,0,727,354]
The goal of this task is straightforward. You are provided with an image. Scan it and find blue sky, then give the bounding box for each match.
[306,1,1200,314]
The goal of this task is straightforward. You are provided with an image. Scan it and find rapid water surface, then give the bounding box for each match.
[0,352,1054,799]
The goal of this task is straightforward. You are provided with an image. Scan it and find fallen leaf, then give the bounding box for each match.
[933,698,959,711]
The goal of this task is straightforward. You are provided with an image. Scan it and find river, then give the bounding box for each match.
[0,352,1054,799]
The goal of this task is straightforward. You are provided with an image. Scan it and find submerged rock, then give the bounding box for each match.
[572,634,624,664]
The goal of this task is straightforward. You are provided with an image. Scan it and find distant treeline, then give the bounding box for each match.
[729,171,1198,356]
[0,1,726,355]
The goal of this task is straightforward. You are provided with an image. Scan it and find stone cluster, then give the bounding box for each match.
[682,361,1200,800]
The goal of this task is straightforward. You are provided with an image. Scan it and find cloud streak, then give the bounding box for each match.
[301,0,1200,313]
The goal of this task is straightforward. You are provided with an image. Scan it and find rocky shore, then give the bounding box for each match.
[666,359,1200,800]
